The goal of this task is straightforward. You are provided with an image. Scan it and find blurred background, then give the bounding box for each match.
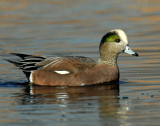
[0,0,160,126]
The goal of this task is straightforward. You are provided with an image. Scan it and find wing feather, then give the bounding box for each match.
[7,53,96,74]
[37,56,96,73]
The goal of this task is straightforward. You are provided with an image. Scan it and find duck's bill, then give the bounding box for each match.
[124,45,138,57]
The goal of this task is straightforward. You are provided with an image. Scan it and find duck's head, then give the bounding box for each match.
[99,29,138,65]
[100,29,138,56]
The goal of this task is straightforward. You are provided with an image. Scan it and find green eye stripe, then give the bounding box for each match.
[100,32,121,49]
[105,34,120,42]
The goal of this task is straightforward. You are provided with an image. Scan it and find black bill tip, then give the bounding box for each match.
[132,53,139,57]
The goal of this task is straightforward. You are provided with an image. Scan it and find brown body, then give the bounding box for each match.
[32,64,119,86]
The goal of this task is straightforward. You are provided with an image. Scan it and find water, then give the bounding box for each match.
[0,0,160,126]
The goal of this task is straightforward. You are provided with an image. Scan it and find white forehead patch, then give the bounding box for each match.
[111,29,128,44]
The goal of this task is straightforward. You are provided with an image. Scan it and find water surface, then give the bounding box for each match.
[0,0,160,126]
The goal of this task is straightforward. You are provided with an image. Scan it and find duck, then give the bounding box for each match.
[6,29,138,86]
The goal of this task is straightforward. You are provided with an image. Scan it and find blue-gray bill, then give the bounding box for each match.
[124,45,139,57]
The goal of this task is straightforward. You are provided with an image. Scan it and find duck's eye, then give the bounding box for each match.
[116,39,120,43]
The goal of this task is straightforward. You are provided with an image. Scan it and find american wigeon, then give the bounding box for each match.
[6,29,138,86]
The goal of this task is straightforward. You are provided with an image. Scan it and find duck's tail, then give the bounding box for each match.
[5,53,45,82]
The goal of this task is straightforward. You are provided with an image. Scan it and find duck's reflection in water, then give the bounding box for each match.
[19,82,119,119]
